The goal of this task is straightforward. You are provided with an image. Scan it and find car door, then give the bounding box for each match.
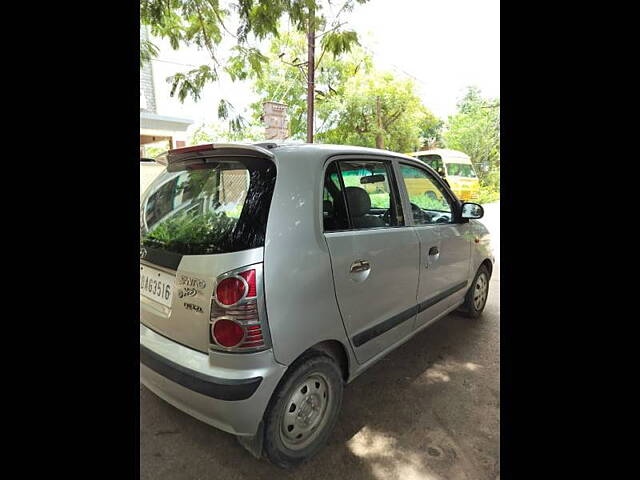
[396,161,472,329]
[322,158,420,364]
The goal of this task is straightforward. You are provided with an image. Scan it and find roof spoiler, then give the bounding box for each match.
[158,143,275,170]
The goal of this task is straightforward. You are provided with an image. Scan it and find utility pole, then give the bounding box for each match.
[375,96,384,149]
[306,6,315,143]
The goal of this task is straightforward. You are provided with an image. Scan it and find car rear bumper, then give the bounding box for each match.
[140,323,287,436]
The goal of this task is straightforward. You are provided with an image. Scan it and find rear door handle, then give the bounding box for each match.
[350,260,370,273]
[428,246,439,256]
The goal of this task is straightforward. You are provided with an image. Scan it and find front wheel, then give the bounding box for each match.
[462,265,490,318]
[263,353,344,469]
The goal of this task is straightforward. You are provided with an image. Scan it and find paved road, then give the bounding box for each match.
[140,204,500,480]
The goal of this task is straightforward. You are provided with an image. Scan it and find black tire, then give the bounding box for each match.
[425,190,438,201]
[462,264,491,318]
[263,352,344,469]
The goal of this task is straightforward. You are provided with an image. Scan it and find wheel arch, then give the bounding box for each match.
[308,340,351,382]
[480,258,493,278]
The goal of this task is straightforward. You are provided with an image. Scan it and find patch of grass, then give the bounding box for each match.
[409,195,450,211]
[369,193,390,208]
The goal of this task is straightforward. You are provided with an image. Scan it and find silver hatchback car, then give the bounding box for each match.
[140,142,494,468]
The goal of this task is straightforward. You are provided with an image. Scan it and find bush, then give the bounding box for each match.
[477,186,500,205]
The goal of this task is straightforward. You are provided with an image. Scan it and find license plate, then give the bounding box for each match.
[140,265,175,307]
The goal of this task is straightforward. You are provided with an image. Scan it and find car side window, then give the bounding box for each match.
[323,162,350,231]
[323,160,404,231]
[399,164,454,225]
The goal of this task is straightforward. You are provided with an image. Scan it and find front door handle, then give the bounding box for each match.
[426,246,440,269]
[350,259,371,273]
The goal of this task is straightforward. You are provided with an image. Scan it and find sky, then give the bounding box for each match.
[148,0,499,128]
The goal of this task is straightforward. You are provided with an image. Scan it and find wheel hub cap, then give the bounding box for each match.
[473,273,488,310]
[280,374,331,450]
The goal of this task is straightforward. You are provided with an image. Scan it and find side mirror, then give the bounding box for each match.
[461,202,484,219]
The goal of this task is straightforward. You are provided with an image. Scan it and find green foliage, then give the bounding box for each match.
[167,65,218,102]
[409,195,450,211]
[368,193,389,208]
[189,121,265,144]
[444,86,500,194]
[144,144,170,159]
[141,0,368,103]
[250,31,443,149]
[225,46,269,81]
[317,70,440,152]
[319,30,359,57]
[418,115,445,149]
[140,39,159,67]
[143,211,237,255]
[249,31,373,140]
[476,186,500,205]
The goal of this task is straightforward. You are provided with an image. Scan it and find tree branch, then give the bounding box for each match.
[315,21,347,39]
[195,4,219,66]
[280,58,309,83]
[207,0,237,39]
[314,43,328,69]
[382,109,403,129]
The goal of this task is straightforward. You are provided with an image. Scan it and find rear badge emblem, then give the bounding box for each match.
[183,302,203,313]
[179,275,207,290]
[178,287,198,298]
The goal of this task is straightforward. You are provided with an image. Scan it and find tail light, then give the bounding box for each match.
[210,264,270,352]
[215,277,246,306]
[212,319,245,347]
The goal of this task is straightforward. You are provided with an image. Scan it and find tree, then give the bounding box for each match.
[189,120,265,144]
[418,113,444,149]
[140,0,367,136]
[317,70,441,152]
[249,31,372,140]
[443,86,500,189]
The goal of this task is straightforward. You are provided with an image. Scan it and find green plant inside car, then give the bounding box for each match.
[143,211,237,255]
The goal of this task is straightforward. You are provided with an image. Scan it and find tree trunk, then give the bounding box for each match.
[375,96,384,149]
[306,7,315,143]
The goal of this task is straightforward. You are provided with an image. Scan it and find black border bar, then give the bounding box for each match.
[140,345,262,401]
[140,247,183,271]
[352,281,468,347]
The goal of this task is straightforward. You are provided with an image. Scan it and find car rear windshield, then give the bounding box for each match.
[140,157,276,255]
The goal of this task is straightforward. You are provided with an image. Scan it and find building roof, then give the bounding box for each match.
[140,112,193,132]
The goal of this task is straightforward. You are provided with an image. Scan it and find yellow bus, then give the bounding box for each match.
[406,149,480,202]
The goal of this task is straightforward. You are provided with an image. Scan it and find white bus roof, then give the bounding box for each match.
[410,149,471,163]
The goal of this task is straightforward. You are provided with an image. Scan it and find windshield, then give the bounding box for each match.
[446,163,477,178]
[140,158,276,256]
[417,155,445,175]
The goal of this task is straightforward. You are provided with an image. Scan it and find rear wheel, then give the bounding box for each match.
[263,353,343,469]
[425,190,438,201]
[462,264,490,318]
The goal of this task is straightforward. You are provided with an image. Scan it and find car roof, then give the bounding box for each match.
[255,142,417,162]
[164,141,426,168]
